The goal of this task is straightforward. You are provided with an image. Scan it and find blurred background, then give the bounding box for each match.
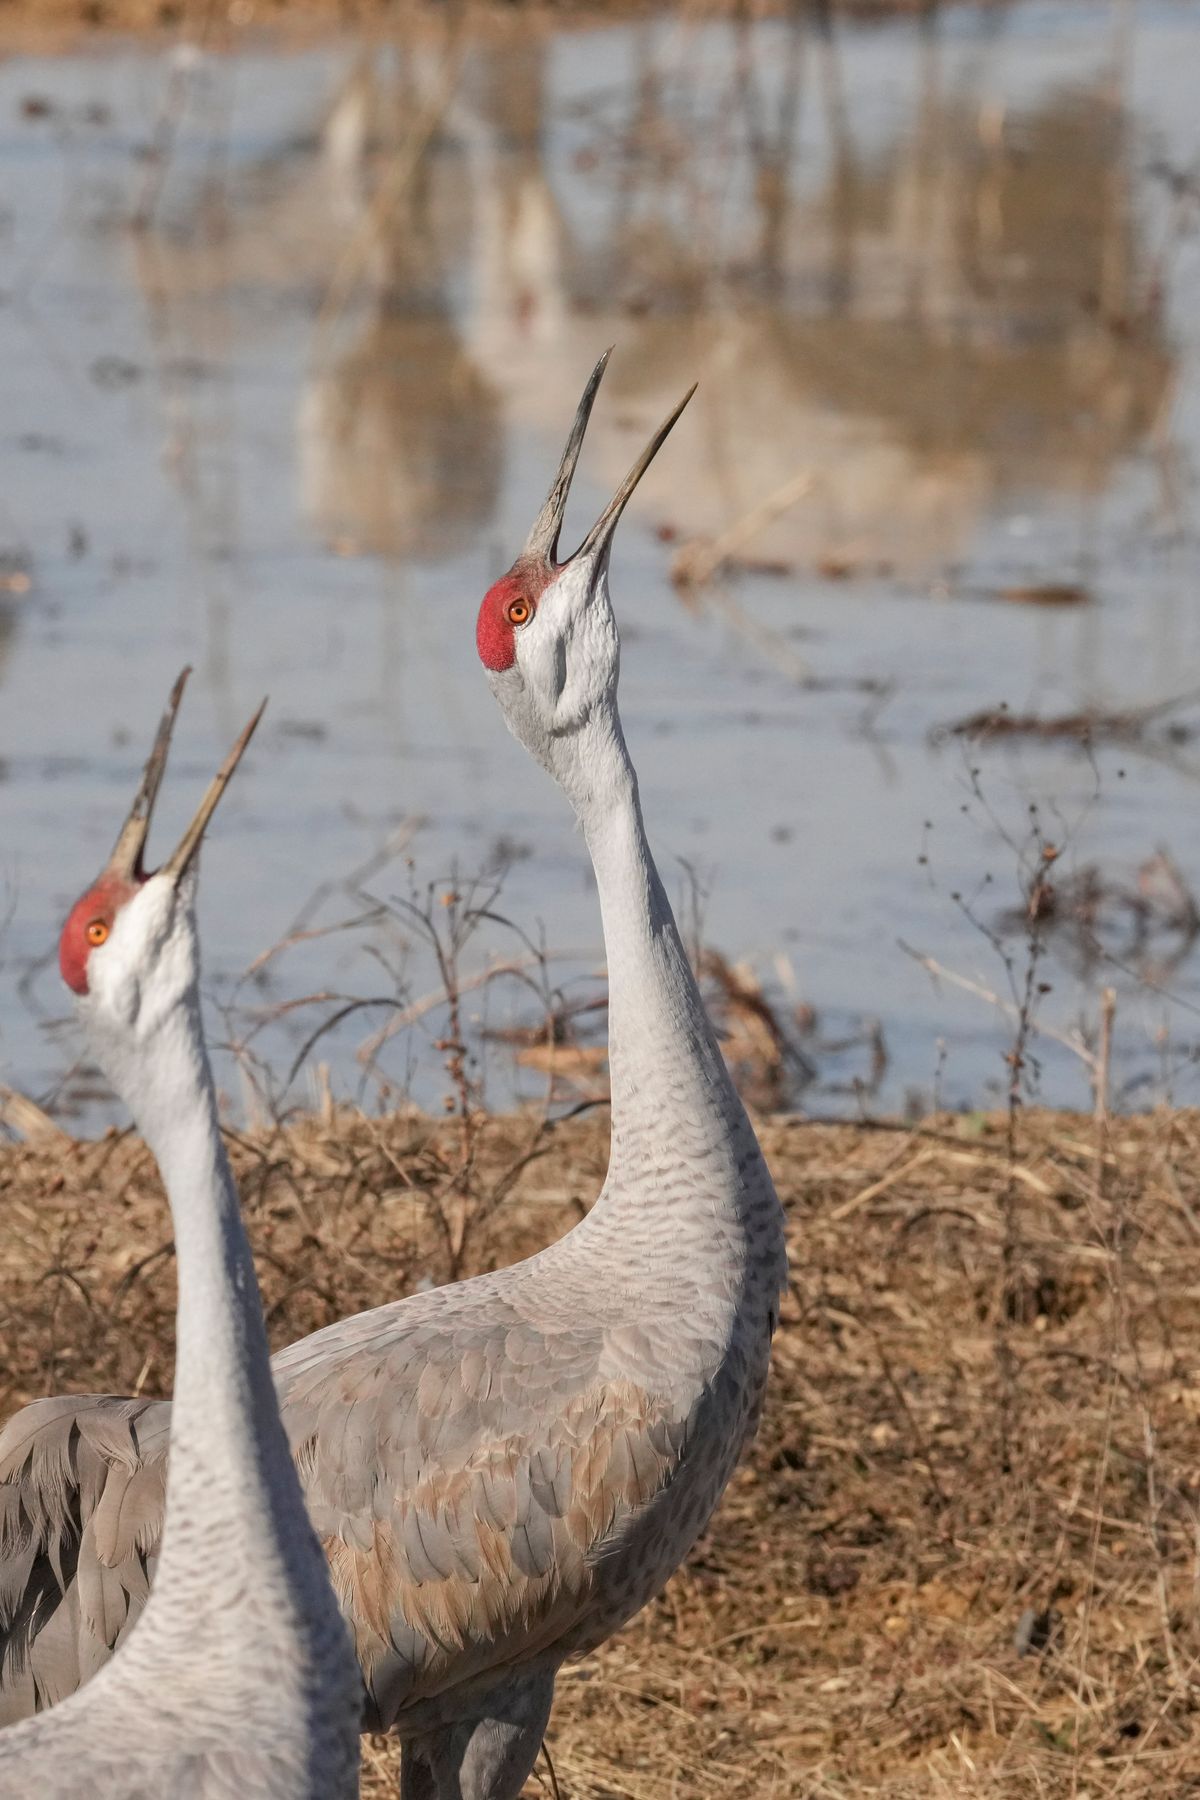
[1,0,1199,1126]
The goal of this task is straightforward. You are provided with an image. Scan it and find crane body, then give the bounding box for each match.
[0,356,787,1800]
[0,682,362,1799]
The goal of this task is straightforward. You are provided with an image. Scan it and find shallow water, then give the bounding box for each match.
[2,2,1200,1124]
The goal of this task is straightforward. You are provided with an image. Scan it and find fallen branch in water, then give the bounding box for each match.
[670,469,816,590]
[932,688,1200,747]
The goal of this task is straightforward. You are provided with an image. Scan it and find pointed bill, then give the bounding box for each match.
[161,699,266,882]
[522,349,614,565]
[575,384,696,567]
[107,667,192,880]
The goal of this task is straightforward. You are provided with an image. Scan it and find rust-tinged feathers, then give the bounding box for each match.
[0,1314,687,1735]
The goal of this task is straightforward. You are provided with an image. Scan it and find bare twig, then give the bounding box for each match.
[670,469,816,589]
[898,941,1098,1072]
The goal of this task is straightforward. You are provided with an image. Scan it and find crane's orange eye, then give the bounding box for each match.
[86,920,109,947]
[506,597,533,627]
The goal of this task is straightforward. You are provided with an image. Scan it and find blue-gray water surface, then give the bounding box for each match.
[2,2,1200,1125]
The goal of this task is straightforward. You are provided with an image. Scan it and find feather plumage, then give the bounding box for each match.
[0,363,786,1800]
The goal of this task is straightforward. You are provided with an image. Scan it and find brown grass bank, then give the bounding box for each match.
[3,1106,1200,1795]
[1,0,963,54]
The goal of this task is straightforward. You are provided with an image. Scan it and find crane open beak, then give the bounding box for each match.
[107,669,266,886]
[522,351,696,574]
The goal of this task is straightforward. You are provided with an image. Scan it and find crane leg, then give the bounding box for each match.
[418,1667,556,1800]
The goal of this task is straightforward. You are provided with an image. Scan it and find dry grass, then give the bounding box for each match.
[4,1105,1200,1795]
[0,0,952,54]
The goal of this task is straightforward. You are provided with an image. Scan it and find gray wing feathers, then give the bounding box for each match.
[284,1309,683,1724]
[0,1397,167,1721]
[91,1463,163,1566]
[0,1300,688,1731]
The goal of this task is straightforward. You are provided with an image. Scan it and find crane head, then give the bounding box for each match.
[476,350,694,764]
[58,671,264,1001]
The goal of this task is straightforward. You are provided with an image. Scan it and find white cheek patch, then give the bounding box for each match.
[114,970,144,1029]
[512,563,621,737]
[88,937,145,1029]
[552,604,618,733]
[86,879,190,1033]
[523,624,567,706]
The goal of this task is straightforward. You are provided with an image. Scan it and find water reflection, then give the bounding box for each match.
[300,51,502,561]
[2,4,1194,1121]
[222,10,1172,582]
[302,319,500,562]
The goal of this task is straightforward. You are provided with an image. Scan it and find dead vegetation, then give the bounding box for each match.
[0,0,952,53]
[933,690,1200,752]
[998,850,1200,985]
[5,1105,1200,1794]
[475,948,885,1116]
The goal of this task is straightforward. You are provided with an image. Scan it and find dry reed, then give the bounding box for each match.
[4,1105,1200,1793]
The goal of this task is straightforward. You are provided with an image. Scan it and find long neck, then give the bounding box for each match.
[123,1004,320,1637]
[567,706,765,1209]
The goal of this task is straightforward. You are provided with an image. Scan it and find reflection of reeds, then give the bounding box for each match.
[312,12,467,357]
[116,0,1178,602]
[7,1105,1200,1794]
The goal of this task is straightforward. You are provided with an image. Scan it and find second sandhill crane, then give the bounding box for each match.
[0,676,361,1798]
[0,355,787,1799]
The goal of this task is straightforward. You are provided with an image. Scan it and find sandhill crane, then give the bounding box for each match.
[0,354,787,1799]
[0,677,362,1799]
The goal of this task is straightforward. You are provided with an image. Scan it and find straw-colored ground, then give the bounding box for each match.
[3,1105,1200,1796]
